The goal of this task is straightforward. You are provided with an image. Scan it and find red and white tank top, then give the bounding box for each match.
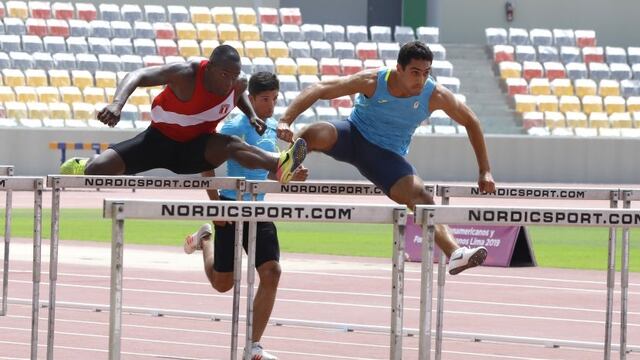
[150,60,235,142]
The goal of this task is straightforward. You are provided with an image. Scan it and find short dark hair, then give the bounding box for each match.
[397,41,433,68]
[210,44,240,66]
[249,72,279,95]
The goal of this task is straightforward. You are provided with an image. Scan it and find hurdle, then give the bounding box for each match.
[0,175,44,360]
[103,198,407,360]
[620,189,638,359]
[434,185,620,359]
[416,204,640,360]
[44,175,244,360]
[244,180,430,360]
[1,165,14,316]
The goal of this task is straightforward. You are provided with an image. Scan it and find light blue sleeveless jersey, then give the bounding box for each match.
[219,114,278,201]
[348,68,436,156]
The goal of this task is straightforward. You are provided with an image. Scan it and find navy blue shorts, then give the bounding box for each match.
[324,120,416,195]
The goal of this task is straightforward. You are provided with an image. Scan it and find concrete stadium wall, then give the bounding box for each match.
[1,128,638,184]
[433,0,640,47]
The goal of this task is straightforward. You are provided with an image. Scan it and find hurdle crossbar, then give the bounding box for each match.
[416,204,640,360]
[0,176,44,360]
[45,175,245,360]
[619,189,640,359]
[436,185,620,360]
[104,199,406,360]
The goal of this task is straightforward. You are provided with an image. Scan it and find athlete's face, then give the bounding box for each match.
[397,59,431,96]
[206,62,241,96]
[249,89,278,119]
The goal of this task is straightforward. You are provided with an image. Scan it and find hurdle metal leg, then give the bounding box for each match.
[390,209,407,360]
[29,182,43,360]
[231,220,244,360]
[1,187,12,316]
[620,191,631,359]
[604,192,619,360]
[243,221,258,360]
[434,195,450,360]
[419,210,436,360]
[109,203,125,360]
[46,182,61,360]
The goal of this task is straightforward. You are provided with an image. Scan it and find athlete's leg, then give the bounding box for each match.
[84,150,126,175]
[295,121,339,152]
[252,260,281,342]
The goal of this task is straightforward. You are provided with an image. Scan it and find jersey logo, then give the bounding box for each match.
[377,99,389,104]
[413,101,420,109]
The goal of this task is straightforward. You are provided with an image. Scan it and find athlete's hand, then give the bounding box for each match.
[249,116,266,136]
[291,165,309,181]
[478,171,496,193]
[277,121,294,143]
[97,103,122,128]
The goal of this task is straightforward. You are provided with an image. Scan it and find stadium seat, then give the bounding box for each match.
[133,21,153,39]
[363,59,384,70]
[95,70,116,88]
[598,127,620,136]
[605,46,627,64]
[301,24,324,41]
[72,101,94,120]
[75,3,97,21]
[628,47,640,64]
[218,24,239,42]
[370,26,391,43]
[505,77,527,96]
[297,57,318,75]
[164,55,185,64]
[521,111,543,129]
[610,63,632,81]
[7,1,28,19]
[0,34,21,51]
[156,39,177,57]
[287,41,309,58]
[550,78,574,96]
[608,112,632,128]
[68,19,89,37]
[36,86,58,102]
[589,62,610,82]
[417,26,439,43]
[53,52,76,69]
[212,7,234,24]
[43,35,65,53]
[522,61,543,81]
[47,19,69,37]
[260,24,281,42]
[544,111,566,128]
[575,79,598,98]
[26,101,48,120]
[59,86,82,104]
[82,87,105,104]
[153,22,175,40]
[628,96,640,112]
[573,127,598,136]
[99,4,120,21]
[89,20,111,38]
[588,112,609,128]
[582,95,603,114]
[128,88,149,105]
[432,60,453,77]
[599,79,620,97]
[346,25,368,43]
[499,61,521,79]
[320,58,340,75]
[167,5,189,23]
[52,2,74,20]
[133,38,156,56]
[28,1,50,19]
[25,18,46,36]
[619,127,640,137]
[178,39,200,57]
[121,4,142,23]
[553,29,575,47]
[537,46,559,63]
[10,51,34,70]
[2,68,24,87]
[529,28,552,46]
[378,42,399,60]
[280,24,303,42]
[111,38,133,56]
[340,58,363,75]
[299,75,320,90]
[47,101,70,119]
[560,46,581,64]
[604,96,626,114]
[529,78,551,95]
[485,27,507,46]
[71,70,93,89]
[173,23,196,41]
[575,30,596,47]
[235,7,257,25]
[565,111,587,127]
[21,34,43,53]
[582,46,604,64]
[4,101,27,119]
[515,45,536,62]
[199,40,219,57]
[189,6,211,24]
[277,75,298,92]
[559,95,581,113]
[437,76,460,93]
[14,85,36,102]
[144,5,166,22]
[323,24,344,42]
[279,7,301,25]
[275,57,297,75]
[195,23,217,41]
[252,57,275,73]
[508,27,529,45]
[239,24,260,41]
[537,95,558,112]
[258,7,278,25]
[245,40,266,59]
[310,41,332,60]
[98,54,121,71]
[355,42,377,60]
[88,37,111,54]
[394,26,415,44]
[493,45,514,63]
[566,62,587,80]
[333,41,355,59]
[3,17,26,35]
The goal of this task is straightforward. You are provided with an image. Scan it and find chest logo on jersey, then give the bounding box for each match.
[413,101,420,109]
[219,104,230,114]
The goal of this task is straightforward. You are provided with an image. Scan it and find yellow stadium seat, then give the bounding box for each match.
[529,78,551,96]
[5,101,27,119]
[544,111,566,128]
[82,87,105,104]
[223,40,244,57]
[48,70,70,87]
[95,71,117,89]
[582,95,603,115]
[60,86,83,104]
[550,78,573,96]
[598,79,620,97]
[589,112,610,128]
[48,102,71,119]
[218,24,239,42]
[239,24,260,41]
[129,88,150,106]
[559,96,581,113]
[196,23,217,41]
[15,86,37,103]
[565,112,588,128]
[72,102,95,120]
[514,94,536,113]
[297,58,318,76]
[275,57,298,75]
[235,7,257,25]
[3,69,25,87]
[36,87,59,103]
[25,69,48,87]
[211,7,234,24]
[200,40,220,56]
[537,95,558,112]
[627,97,640,112]
[267,41,289,59]
[244,41,267,59]
[604,96,626,115]
[575,79,597,98]
[190,6,211,24]
[499,61,521,79]
[71,70,94,90]
[178,39,201,57]
[0,86,16,102]
[609,112,633,128]
[105,88,116,103]
[176,22,197,40]
[27,102,49,120]
[7,1,28,18]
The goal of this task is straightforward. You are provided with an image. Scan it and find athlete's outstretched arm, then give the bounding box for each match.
[277,70,376,142]
[430,84,496,193]
[97,62,191,127]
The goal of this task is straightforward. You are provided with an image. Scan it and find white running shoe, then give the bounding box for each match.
[250,342,278,360]
[448,246,487,275]
[183,223,212,254]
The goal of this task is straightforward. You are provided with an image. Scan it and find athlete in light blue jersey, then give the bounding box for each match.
[184,72,307,360]
[277,41,496,275]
